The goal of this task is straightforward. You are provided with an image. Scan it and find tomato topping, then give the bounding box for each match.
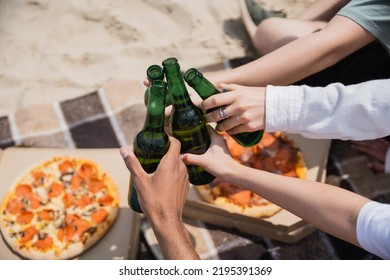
[48,183,65,198]
[62,192,74,207]
[38,210,52,221]
[98,194,114,206]
[17,211,34,225]
[6,198,24,214]
[57,223,76,241]
[78,163,93,179]
[229,190,252,206]
[91,208,108,224]
[33,236,53,250]
[88,178,104,193]
[65,214,91,237]
[262,157,278,173]
[59,160,73,174]
[75,219,91,236]
[71,175,84,190]
[27,193,41,209]
[32,171,46,183]
[20,226,38,243]
[15,184,32,197]
[75,195,92,208]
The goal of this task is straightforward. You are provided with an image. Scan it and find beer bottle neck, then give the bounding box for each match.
[184,68,220,99]
[142,82,166,133]
[146,64,164,82]
[163,57,194,110]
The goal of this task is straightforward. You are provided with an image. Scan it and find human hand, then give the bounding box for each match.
[181,126,238,179]
[120,136,189,224]
[351,138,390,173]
[201,83,266,135]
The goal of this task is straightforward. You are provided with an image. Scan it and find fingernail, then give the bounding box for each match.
[119,147,129,158]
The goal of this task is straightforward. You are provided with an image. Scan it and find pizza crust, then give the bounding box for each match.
[196,185,282,218]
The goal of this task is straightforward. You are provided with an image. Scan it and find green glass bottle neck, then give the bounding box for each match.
[184,68,220,99]
[163,58,193,110]
[142,85,166,132]
[147,64,164,82]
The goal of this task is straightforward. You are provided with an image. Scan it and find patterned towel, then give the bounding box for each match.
[1,59,389,260]
[0,79,145,149]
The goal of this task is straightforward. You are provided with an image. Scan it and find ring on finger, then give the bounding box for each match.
[219,106,229,120]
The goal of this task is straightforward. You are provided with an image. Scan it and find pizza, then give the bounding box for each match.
[0,156,119,260]
[195,132,307,218]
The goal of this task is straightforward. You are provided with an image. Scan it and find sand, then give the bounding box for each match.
[0,0,312,116]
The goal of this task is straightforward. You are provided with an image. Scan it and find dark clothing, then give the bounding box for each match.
[295,41,390,87]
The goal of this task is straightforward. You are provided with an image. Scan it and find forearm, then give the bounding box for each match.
[150,218,200,260]
[216,16,373,87]
[221,33,332,86]
[225,164,370,246]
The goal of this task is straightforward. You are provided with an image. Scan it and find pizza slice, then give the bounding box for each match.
[195,132,307,218]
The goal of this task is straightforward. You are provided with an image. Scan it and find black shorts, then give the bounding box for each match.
[294,41,390,87]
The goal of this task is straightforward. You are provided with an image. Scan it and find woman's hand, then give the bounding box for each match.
[201,83,266,135]
[182,126,238,179]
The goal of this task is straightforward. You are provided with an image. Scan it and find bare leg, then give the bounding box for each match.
[254,18,326,55]
[250,0,349,55]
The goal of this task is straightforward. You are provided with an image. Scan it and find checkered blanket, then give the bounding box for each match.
[1,59,389,260]
[0,79,145,149]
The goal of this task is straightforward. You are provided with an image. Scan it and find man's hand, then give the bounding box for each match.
[120,136,189,223]
[120,137,199,259]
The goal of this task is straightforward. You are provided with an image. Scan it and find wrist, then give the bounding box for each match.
[221,158,242,182]
[146,210,182,229]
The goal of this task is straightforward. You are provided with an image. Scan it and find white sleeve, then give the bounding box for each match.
[265,79,390,140]
[356,201,390,259]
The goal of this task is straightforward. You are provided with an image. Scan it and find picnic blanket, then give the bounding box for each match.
[1,59,389,260]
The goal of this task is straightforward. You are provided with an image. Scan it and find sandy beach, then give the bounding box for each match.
[0,0,311,116]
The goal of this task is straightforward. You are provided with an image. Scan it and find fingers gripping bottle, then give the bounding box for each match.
[162,57,215,185]
[184,68,263,147]
[129,80,170,213]
[143,64,172,107]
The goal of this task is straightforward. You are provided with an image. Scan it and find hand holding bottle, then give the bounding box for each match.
[201,83,266,136]
[121,137,199,260]
[121,136,189,222]
[181,126,238,179]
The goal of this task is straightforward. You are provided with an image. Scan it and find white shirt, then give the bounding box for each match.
[356,201,390,259]
[266,79,390,259]
[265,79,390,140]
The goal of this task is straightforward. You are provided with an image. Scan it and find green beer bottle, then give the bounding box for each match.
[129,80,170,213]
[162,57,215,185]
[184,68,263,147]
[143,64,172,107]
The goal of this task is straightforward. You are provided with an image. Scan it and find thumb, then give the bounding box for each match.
[167,135,182,155]
[119,146,146,178]
[181,153,201,166]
